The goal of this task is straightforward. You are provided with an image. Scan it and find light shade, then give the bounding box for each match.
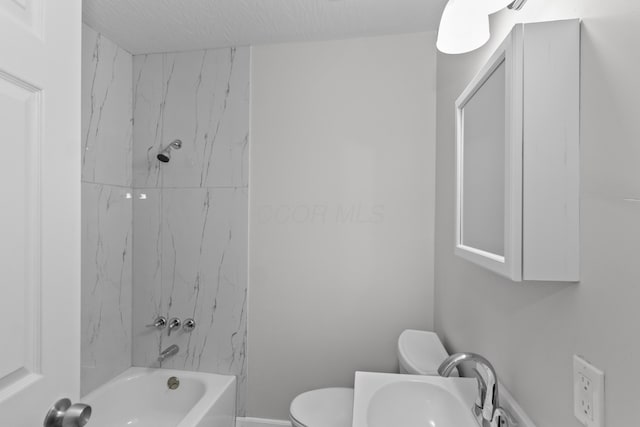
[436,0,490,54]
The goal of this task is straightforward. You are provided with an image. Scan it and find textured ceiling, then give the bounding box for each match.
[83,0,447,54]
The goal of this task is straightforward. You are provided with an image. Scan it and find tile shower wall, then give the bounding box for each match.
[81,25,133,395]
[131,48,250,415]
[132,49,249,188]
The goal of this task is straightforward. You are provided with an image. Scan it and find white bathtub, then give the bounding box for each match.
[82,367,236,427]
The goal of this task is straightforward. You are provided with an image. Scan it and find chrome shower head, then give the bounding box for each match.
[157,140,182,163]
[157,152,170,163]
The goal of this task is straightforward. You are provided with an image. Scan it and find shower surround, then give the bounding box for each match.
[81,25,133,396]
[80,25,250,415]
[131,48,250,415]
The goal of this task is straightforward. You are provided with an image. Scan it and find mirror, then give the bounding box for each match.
[454,19,580,282]
[454,39,521,281]
[460,59,506,257]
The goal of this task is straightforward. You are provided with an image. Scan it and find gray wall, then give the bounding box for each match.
[249,32,438,419]
[81,25,133,396]
[435,2,640,426]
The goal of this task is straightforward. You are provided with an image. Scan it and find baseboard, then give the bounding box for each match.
[236,417,290,427]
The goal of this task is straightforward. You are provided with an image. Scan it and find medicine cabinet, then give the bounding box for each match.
[455,19,580,282]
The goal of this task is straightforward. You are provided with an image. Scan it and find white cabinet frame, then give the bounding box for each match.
[455,20,580,282]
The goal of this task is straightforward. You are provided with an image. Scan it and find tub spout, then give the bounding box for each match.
[158,345,179,362]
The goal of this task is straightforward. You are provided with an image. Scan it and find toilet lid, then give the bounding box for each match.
[289,387,353,427]
[398,329,453,375]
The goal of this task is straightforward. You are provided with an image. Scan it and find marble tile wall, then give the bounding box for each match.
[81,183,132,395]
[81,25,133,396]
[131,47,250,415]
[133,48,250,189]
[82,25,133,187]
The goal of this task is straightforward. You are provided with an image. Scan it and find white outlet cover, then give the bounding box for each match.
[573,355,605,427]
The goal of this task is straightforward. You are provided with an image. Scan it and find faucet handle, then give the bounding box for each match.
[472,367,488,410]
[168,317,181,336]
[471,362,497,422]
[183,318,196,332]
[491,406,517,427]
[146,316,167,329]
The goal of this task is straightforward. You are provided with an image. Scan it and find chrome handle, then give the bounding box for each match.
[168,317,181,336]
[44,398,92,427]
[146,316,167,329]
[183,318,196,332]
[491,406,517,427]
[472,367,488,412]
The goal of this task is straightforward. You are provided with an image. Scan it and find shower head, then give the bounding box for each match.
[157,140,182,163]
[157,152,170,163]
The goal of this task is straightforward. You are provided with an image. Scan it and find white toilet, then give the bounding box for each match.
[288,330,454,427]
[397,329,458,376]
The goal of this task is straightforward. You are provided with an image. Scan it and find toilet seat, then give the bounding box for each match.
[398,329,457,375]
[289,387,353,427]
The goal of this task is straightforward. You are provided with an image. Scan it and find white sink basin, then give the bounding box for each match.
[352,372,480,427]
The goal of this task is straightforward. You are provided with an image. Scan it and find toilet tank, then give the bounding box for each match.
[397,330,457,376]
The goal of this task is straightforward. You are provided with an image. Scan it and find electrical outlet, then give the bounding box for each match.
[573,355,605,427]
[577,372,593,419]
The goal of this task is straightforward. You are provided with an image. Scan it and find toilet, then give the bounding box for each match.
[397,329,458,376]
[289,387,353,427]
[288,330,454,427]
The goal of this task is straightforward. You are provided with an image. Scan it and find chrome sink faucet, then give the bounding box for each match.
[438,352,515,427]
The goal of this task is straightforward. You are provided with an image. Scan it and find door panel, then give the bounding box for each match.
[0,1,81,425]
[0,74,40,387]
[0,0,42,37]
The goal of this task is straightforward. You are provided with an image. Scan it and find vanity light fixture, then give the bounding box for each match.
[437,0,528,54]
[436,0,490,55]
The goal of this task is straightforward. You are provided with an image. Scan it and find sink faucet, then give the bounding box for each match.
[438,352,514,427]
[158,344,179,363]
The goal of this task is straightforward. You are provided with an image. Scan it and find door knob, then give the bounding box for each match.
[43,398,92,427]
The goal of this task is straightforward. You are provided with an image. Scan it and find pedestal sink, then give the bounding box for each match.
[352,372,480,427]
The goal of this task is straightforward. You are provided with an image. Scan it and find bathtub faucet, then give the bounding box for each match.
[158,344,179,362]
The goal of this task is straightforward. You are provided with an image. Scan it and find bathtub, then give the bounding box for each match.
[82,367,236,427]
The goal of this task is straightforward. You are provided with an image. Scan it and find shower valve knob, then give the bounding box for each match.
[146,316,167,329]
[183,318,196,332]
[168,317,181,336]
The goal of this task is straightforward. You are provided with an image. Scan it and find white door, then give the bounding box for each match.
[0,1,82,426]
